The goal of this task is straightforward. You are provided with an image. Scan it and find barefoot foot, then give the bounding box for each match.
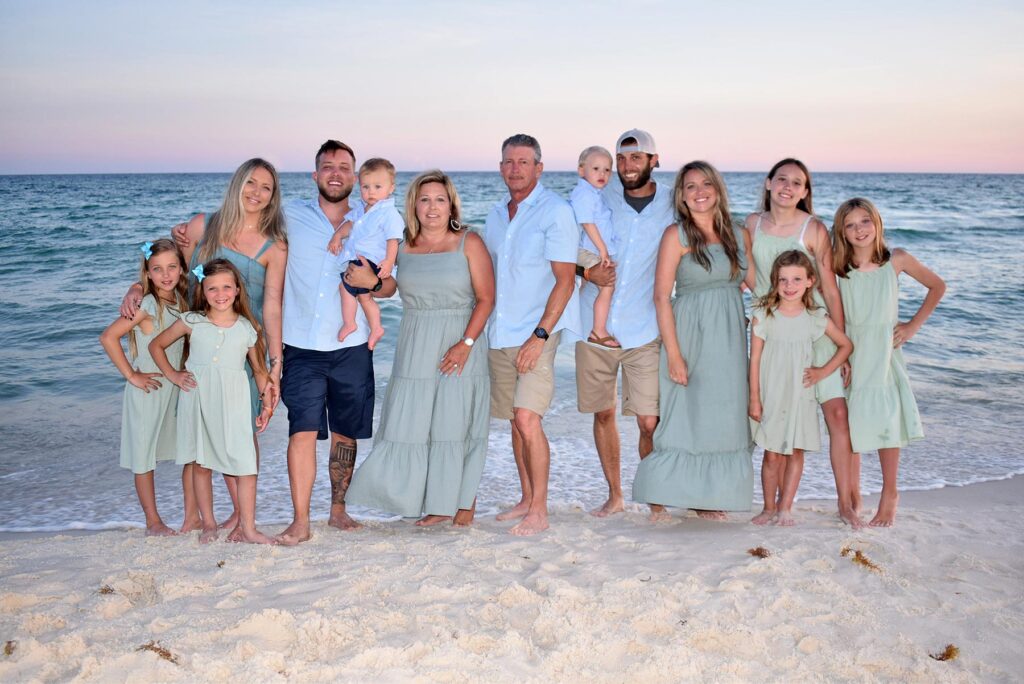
[774,511,796,526]
[452,509,475,527]
[145,522,177,537]
[275,521,311,546]
[179,517,203,534]
[328,510,363,531]
[751,509,777,526]
[199,526,219,544]
[367,326,385,351]
[337,323,358,344]
[231,528,277,545]
[869,491,898,527]
[217,512,239,531]
[496,500,530,521]
[647,504,672,522]
[415,515,452,527]
[589,496,625,518]
[510,512,549,536]
[695,509,728,521]
[225,526,244,543]
[839,505,866,529]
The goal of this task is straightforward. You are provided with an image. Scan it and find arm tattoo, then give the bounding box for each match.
[329,441,357,505]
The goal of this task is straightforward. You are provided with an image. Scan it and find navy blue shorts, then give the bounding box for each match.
[281,344,374,440]
[342,257,379,297]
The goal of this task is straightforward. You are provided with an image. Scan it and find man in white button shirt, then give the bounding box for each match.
[577,130,674,517]
[484,134,582,536]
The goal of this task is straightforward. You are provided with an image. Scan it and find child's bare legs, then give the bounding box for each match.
[591,285,619,347]
[179,464,203,533]
[359,293,385,350]
[218,474,240,531]
[134,471,175,536]
[337,286,359,343]
[226,438,260,542]
[870,448,900,527]
[752,450,784,524]
[192,464,218,543]
[822,398,864,528]
[231,474,275,544]
[775,449,805,526]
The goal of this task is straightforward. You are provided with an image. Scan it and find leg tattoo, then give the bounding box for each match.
[329,442,356,505]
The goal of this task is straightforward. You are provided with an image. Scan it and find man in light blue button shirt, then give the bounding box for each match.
[485,134,581,536]
[277,140,397,546]
[576,129,675,518]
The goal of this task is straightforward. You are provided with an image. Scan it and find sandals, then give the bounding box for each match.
[587,331,621,349]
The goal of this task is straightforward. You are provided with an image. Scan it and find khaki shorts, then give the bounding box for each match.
[577,247,602,269]
[489,331,561,419]
[575,338,660,417]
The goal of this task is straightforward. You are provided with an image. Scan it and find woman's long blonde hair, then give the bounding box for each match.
[673,161,743,278]
[129,238,188,359]
[198,158,287,262]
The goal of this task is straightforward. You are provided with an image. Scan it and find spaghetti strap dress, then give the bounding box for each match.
[839,262,923,452]
[347,233,490,517]
[751,213,845,404]
[632,226,753,511]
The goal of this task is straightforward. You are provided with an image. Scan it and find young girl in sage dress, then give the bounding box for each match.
[99,239,197,536]
[833,198,945,527]
[748,250,853,526]
[150,259,275,544]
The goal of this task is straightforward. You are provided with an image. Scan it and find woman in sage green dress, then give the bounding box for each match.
[632,161,753,520]
[347,170,495,526]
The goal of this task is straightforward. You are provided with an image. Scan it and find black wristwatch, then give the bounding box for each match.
[371,276,383,293]
[533,327,549,340]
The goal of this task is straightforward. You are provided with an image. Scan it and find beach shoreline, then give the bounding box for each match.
[1,476,1021,681]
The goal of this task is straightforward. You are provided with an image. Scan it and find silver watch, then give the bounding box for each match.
[462,336,475,347]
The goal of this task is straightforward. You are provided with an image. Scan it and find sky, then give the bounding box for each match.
[1,0,1022,174]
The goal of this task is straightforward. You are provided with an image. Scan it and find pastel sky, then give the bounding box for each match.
[1,0,1022,174]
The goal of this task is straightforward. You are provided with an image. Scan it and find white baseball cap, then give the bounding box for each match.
[616,129,659,167]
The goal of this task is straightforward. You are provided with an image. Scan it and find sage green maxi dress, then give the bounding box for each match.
[838,262,923,452]
[347,234,490,517]
[632,226,754,511]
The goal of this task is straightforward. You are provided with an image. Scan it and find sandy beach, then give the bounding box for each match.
[1,477,1021,682]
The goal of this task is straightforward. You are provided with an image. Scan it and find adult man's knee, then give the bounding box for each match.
[636,415,657,436]
[513,407,542,436]
[594,407,616,426]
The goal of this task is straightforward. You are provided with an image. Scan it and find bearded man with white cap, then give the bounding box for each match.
[576,129,675,517]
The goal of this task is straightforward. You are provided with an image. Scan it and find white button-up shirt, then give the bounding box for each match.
[340,196,405,265]
[570,178,616,256]
[578,179,674,349]
[484,181,582,349]
[283,197,369,351]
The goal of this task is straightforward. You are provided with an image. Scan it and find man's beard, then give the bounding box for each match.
[619,164,653,191]
[318,182,352,204]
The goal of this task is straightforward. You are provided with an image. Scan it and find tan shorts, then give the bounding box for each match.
[577,247,601,269]
[489,331,561,419]
[575,338,660,417]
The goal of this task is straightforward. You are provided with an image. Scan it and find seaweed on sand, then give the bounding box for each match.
[747,546,771,559]
[136,641,179,665]
[929,644,960,662]
[840,546,880,572]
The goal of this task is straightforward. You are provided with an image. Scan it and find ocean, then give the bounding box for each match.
[0,170,1021,532]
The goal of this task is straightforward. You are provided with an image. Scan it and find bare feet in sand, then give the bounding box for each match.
[179,517,203,534]
[839,506,866,529]
[496,500,530,521]
[774,511,796,526]
[328,510,362,531]
[869,492,898,527]
[589,495,625,518]
[647,504,672,522]
[217,512,239,531]
[452,509,475,527]
[751,509,777,525]
[199,526,219,544]
[510,512,548,536]
[275,522,312,546]
[225,526,243,543]
[145,522,177,537]
[229,528,277,545]
[367,326,385,351]
[415,515,452,527]
[695,509,727,521]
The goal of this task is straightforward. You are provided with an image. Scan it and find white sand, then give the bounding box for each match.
[1,478,1021,682]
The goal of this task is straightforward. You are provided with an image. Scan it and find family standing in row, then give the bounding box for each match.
[102,130,945,544]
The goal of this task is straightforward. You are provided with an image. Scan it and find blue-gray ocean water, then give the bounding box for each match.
[0,171,1021,532]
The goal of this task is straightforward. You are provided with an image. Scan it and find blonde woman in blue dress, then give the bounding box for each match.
[744,158,863,528]
[347,170,495,526]
[749,251,853,526]
[100,239,193,536]
[151,259,276,544]
[833,198,945,527]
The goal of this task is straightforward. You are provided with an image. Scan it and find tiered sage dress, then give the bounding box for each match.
[632,226,753,511]
[838,262,923,452]
[347,234,490,517]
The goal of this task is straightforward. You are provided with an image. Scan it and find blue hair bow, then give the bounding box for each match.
[141,241,154,259]
[192,264,205,282]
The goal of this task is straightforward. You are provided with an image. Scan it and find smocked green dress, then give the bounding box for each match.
[632,227,753,511]
[839,262,923,452]
[120,295,183,474]
[751,213,844,403]
[175,313,259,476]
[750,306,828,454]
[347,234,490,517]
